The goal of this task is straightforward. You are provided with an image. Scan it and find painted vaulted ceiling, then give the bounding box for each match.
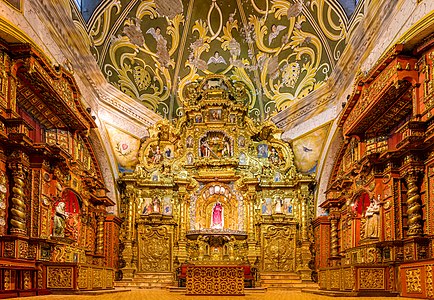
[87,0,349,121]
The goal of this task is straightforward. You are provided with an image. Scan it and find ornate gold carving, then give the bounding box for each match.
[427,265,433,298]
[4,270,10,290]
[93,269,103,288]
[0,170,7,235]
[342,268,354,290]
[330,269,340,289]
[137,225,172,272]
[359,268,384,290]
[23,270,31,289]
[47,266,73,289]
[186,266,244,295]
[78,267,88,289]
[4,241,15,258]
[262,225,296,272]
[405,268,422,293]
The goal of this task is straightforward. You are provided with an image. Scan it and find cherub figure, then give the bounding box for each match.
[268,24,287,45]
[146,27,170,67]
[207,51,227,65]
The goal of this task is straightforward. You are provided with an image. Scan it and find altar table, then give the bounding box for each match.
[185,265,244,295]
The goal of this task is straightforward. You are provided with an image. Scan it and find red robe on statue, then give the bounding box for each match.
[212,202,223,229]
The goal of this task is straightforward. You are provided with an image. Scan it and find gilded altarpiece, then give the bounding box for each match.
[317,41,434,297]
[117,75,315,288]
[0,45,119,296]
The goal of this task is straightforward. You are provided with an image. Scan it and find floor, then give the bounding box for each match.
[16,289,422,300]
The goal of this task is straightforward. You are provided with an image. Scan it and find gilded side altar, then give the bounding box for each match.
[117,75,315,288]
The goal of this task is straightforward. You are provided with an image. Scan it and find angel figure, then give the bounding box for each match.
[207,51,227,65]
[268,24,287,45]
[146,27,170,67]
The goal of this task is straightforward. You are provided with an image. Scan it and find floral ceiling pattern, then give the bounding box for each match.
[88,0,348,120]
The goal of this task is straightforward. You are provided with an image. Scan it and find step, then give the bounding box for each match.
[260,273,301,280]
[134,273,174,279]
[260,279,302,284]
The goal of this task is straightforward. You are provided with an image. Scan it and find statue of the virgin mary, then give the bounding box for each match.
[211,201,224,229]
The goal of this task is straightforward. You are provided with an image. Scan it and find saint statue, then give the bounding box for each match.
[364,198,380,238]
[53,202,68,237]
[211,201,223,229]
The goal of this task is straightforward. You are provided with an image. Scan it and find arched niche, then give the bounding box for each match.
[349,191,371,247]
[52,189,82,241]
[194,183,240,230]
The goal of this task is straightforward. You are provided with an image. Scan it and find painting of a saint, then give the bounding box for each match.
[195,114,203,123]
[211,201,223,229]
[162,197,172,215]
[142,198,153,214]
[257,144,268,158]
[209,109,222,121]
[268,147,280,165]
[284,198,293,214]
[261,198,272,215]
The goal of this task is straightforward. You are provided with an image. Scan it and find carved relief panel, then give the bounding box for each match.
[261,225,297,272]
[137,224,173,272]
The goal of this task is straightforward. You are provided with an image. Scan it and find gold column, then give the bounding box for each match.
[328,207,340,258]
[301,195,308,241]
[96,213,105,255]
[405,171,423,236]
[297,189,313,281]
[8,162,27,235]
[246,187,258,266]
[176,183,189,263]
[121,184,136,279]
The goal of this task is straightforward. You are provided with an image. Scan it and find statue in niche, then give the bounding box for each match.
[53,202,68,237]
[363,197,380,238]
[211,200,223,229]
[186,135,193,148]
[187,152,194,165]
[239,152,247,165]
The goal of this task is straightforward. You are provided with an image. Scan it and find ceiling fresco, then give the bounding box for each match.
[88,0,348,121]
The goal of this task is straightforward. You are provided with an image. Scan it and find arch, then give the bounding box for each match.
[193,183,240,231]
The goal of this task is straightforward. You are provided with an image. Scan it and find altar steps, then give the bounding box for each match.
[114,273,175,289]
[260,272,318,290]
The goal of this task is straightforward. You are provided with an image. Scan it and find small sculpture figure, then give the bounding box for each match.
[211,200,223,229]
[364,197,380,238]
[53,202,68,237]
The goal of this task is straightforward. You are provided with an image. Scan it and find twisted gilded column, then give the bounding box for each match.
[96,213,105,255]
[405,172,423,236]
[328,208,340,257]
[9,163,27,235]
